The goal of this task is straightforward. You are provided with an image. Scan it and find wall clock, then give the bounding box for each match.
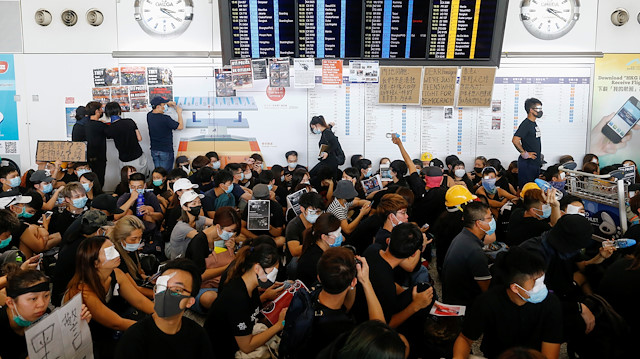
[520,0,580,40]
[134,0,194,39]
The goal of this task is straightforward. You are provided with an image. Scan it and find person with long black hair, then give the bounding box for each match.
[309,115,345,180]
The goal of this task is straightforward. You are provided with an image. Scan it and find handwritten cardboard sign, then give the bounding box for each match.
[25,293,93,359]
[36,141,87,162]
[378,67,423,105]
[457,67,496,107]
[421,67,457,107]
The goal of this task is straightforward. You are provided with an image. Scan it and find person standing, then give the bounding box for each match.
[84,101,109,185]
[512,98,543,189]
[147,97,184,171]
[309,115,345,180]
[104,102,149,177]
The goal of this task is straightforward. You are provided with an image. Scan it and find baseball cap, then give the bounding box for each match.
[150,96,169,108]
[176,156,189,165]
[252,184,270,200]
[173,178,198,192]
[91,194,124,214]
[29,170,53,183]
[0,195,33,209]
[429,158,444,169]
[180,190,204,207]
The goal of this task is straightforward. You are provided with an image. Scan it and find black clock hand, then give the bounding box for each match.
[160,8,182,22]
[546,8,567,22]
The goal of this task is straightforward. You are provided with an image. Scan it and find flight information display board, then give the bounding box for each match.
[220,0,507,65]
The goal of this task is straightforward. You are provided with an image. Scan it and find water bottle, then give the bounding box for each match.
[136,192,145,217]
[602,238,636,249]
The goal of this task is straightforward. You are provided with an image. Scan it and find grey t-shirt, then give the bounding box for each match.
[166,216,207,259]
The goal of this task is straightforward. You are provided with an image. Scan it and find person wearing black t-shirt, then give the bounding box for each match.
[513,98,543,188]
[241,184,285,242]
[116,259,214,359]
[204,244,286,359]
[309,115,345,180]
[506,188,560,246]
[83,101,109,185]
[284,192,323,265]
[453,247,563,359]
[391,135,446,227]
[281,247,384,358]
[296,213,342,288]
[104,102,149,176]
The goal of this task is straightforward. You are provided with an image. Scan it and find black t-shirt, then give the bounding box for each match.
[59,172,78,184]
[0,307,28,359]
[71,118,88,142]
[373,228,391,248]
[49,209,83,236]
[104,118,143,162]
[204,277,262,359]
[241,199,285,237]
[52,234,86,305]
[85,120,108,161]
[506,208,550,246]
[300,301,356,358]
[185,231,210,275]
[348,214,383,254]
[116,315,214,359]
[598,257,640,338]
[462,287,563,359]
[284,216,307,262]
[514,118,542,164]
[406,172,446,227]
[442,228,491,306]
[296,243,324,287]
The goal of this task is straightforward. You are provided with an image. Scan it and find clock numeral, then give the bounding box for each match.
[147,17,153,22]
[171,23,176,29]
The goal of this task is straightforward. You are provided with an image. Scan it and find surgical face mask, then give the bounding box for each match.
[268,184,273,191]
[559,172,566,180]
[154,287,189,318]
[19,207,34,219]
[72,196,88,209]
[188,205,201,217]
[12,307,33,327]
[454,169,466,178]
[244,172,252,180]
[123,241,141,252]
[516,275,548,304]
[82,183,92,193]
[152,179,163,187]
[8,177,20,188]
[288,162,297,169]
[304,209,320,224]
[312,128,322,134]
[482,177,497,194]
[225,183,234,194]
[566,204,584,216]
[130,188,145,195]
[0,235,11,249]
[76,169,90,177]
[380,163,390,169]
[479,218,496,236]
[541,204,552,218]
[281,175,285,182]
[42,183,53,194]
[326,229,343,248]
[550,181,565,191]
[365,168,373,178]
[218,227,234,241]
[212,161,221,170]
[257,267,278,288]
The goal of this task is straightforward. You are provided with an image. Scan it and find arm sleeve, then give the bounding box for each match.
[470,250,492,281]
[146,193,162,212]
[406,172,427,197]
[541,294,564,344]
[228,297,255,337]
[202,192,216,212]
[166,116,179,130]
[514,121,529,139]
[285,221,302,243]
[185,233,209,275]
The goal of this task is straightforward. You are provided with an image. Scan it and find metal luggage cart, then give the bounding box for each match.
[559,164,629,241]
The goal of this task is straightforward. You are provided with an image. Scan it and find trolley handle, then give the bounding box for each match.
[558,162,625,181]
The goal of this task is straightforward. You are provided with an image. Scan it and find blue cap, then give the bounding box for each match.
[150,96,169,107]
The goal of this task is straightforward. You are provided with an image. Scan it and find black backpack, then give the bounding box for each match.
[280,287,324,359]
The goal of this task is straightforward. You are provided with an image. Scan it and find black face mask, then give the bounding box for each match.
[188,206,201,217]
[154,289,189,318]
[533,110,543,118]
[474,167,483,173]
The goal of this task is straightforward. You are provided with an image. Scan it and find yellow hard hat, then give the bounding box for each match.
[445,185,477,211]
[421,152,433,162]
[520,182,541,198]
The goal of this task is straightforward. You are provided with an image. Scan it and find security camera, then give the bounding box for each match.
[34,9,52,26]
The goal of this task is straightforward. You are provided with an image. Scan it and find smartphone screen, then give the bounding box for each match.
[603,96,640,143]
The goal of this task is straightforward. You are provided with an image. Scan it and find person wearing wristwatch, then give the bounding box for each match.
[512,98,544,189]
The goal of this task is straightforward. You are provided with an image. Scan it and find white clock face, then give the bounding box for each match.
[520,0,580,40]
[135,0,193,38]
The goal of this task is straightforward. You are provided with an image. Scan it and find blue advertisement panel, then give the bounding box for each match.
[0,54,18,141]
[583,199,622,239]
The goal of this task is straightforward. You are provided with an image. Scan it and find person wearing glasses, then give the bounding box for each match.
[512,98,544,189]
[115,258,214,359]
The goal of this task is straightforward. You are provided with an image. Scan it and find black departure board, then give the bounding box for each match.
[220,0,507,65]
[428,0,498,59]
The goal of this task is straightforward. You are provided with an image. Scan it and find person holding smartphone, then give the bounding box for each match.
[512,98,544,189]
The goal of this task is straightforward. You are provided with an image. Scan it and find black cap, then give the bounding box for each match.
[548,214,594,254]
[150,96,169,107]
[91,194,124,214]
[429,158,444,169]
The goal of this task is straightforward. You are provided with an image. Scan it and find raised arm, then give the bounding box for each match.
[391,135,416,174]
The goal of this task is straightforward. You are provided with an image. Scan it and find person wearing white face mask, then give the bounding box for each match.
[29,169,63,211]
[446,160,473,189]
[48,182,88,242]
[283,150,304,185]
[506,187,560,247]
[453,247,563,359]
[204,243,286,359]
[64,236,154,358]
[0,165,21,193]
[559,195,586,217]
[284,192,324,275]
[309,115,345,180]
[185,206,241,313]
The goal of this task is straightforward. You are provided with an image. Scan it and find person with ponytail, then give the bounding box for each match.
[64,236,154,357]
[0,263,91,359]
[296,213,342,287]
[185,206,241,313]
[204,243,286,358]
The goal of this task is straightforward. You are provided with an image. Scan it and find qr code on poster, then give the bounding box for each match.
[0,141,18,154]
